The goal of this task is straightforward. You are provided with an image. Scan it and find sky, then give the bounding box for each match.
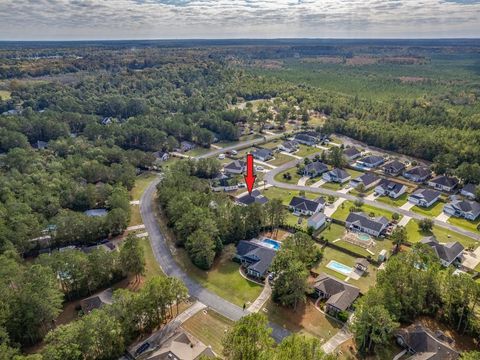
[0,0,479,40]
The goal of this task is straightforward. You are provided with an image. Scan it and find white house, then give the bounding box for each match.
[420,236,464,267]
[322,168,351,183]
[307,213,326,230]
[345,212,389,237]
[374,179,407,199]
[408,188,441,208]
[428,175,459,192]
[278,140,299,153]
[288,196,325,216]
[443,199,480,221]
[356,155,385,168]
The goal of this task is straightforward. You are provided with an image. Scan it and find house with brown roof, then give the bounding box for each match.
[313,273,360,315]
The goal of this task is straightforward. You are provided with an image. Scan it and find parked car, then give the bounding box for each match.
[218,154,225,160]
[231,150,238,155]
[256,166,264,171]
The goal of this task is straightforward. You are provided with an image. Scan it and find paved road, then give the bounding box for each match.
[140,177,290,342]
[264,158,480,241]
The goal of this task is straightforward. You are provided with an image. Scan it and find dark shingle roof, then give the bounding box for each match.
[289,196,324,212]
[252,148,272,159]
[396,324,459,360]
[410,188,441,203]
[314,273,360,311]
[304,161,328,174]
[346,212,389,233]
[353,172,379,187]
[224,160,245,171]
[461,183,477,195]
[236,190,268,206]
[449,199,480,216]
[236,240,276,276]
[404,166,431,178]
[281,140,298,150]
[328,168,350,180]
[376,179,406,195]
[359,155,384,165]
[383,160,405,172]
[430,175,459,188]
[420,236,464,264]
[343,147,361,157]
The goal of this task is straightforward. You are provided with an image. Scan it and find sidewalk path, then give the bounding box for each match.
[297,176,310,186]
[127,224,145,231]
[397,216,411,227]
[247,281,272,313]
[321,326,352,354]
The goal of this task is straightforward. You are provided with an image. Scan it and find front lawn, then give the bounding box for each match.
[262,187,322,206]
[405,220,478,249]
[261,139,281,149]
[331,201,401,222]
[184,146,212,157]
[273,167,302,184]
[265,299,343,342]
[375,193,409,207]
[182,309,234,355]
[345,168,364,179]
[138,237,164,280]
[321,182,345,191]
[174,244,263,307]
[411,200,445,218]
[296,145,322,157]
[268,152,296,166]
[129,206,143,226]
[447,216,480,233]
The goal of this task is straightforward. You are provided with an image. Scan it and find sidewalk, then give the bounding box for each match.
[247,281,271,313]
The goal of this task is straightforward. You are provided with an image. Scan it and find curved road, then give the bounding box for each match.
[140,177,290,342]
[264,157,480,241]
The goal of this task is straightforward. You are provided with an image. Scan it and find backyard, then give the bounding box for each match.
[375,193,409,207]
[262,186,324,206]
[181,309,234,355]
[331,201,400,222]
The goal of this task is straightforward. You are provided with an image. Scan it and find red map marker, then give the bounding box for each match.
[244,153,256,194]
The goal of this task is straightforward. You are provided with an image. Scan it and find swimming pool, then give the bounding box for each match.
[261,238,281,251]
[327,260,353,276]
[358,233,371,242]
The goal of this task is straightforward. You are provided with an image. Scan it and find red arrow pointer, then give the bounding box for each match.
[244,153,256,194]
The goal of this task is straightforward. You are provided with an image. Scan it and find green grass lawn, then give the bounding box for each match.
[130,172,158,201]
[345,168,364,179]
[296,145,322,157]
[265,299,343,342]
[261,139,281,149]
[321,182,345,191]
[405,220,478,249]
[273,167,302,184]
[268,152,296,166]
[138,237,164,280]
[317,223,345,242]
[184,146,213,157]
[331,201,400,222]
[262,187,322,206]
[285,213,308,230]
[312,246,378,293]
[411,200,445,218]
[447,216,480,233]
[129,206,143,226]
[182,309,234,355]
[174,244,263,307]
[375,193,409,207]
[349,188,374,197]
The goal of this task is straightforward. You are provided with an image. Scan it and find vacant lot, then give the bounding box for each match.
[138,237,164,280]
[262,186,322,206]
[411,200,445,218]
[182,309,234,355]
[405,220,478,249]
[296,145,322,157]
[332,201,400,222]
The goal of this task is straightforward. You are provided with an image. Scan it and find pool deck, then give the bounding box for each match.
[326,260,361,280]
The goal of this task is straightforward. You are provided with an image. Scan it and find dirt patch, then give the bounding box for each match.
[302,56,344,64]
[397,76,429,84]
[251,60,284,69]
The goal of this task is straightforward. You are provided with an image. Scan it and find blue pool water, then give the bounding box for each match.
[327,260,353,276]
[358,233,371,241]
[261,238,281,251]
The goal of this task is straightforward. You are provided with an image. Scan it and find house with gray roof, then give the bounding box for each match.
[80,288,113,314]
[460,183,477,199]
[224,160,246,175]
[375,179,407,199]
[428,175,459,192]
[307,212,326,230]
[408,188,441,208]
[350,173,380,190]
[303,161,328,177]
[346,212,389,237]
[278,140,299,153]
[313,273,360,314]
[443,199,480,220]
[235,240,276,279]
[322,168,351,184]
[288,196,325,216]
[395,324,459,360]
[236,190,268,206]
[420,236,464,267]
[382,160,406,176]
[343,147,362,161]
[293,132,322,146]
[403,166,431,183]
[356,155,385,168]
[251,148,273,162]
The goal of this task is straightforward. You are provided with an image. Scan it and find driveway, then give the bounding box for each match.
[436,212,451,222]
[140,178,290,342]
[400,201,415,211]
[297,176,310,186]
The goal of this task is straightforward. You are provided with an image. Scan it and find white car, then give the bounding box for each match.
[256,166,264,171]
[218,154,225,160]
[231,150,238,155]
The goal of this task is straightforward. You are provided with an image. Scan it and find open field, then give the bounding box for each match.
[331,201,400,222]
[265,299,343,342]
[296,145,322,157]
[182,309,234,355]
[129,206,143,226]
[405,220,478,249]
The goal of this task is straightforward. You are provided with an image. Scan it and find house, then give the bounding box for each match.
[461,183,477,199]
[303,161,328,177]
[278,140,299,153]
[313,273,360,315]
[403,166,431,183]
[349,173,380,190]
[382,160,405,176]
[420,236,464,267]
[443,199,480,221]
[345,212,389,237]
[408,188,441,208]
[180,141,196,152]
[354,258,369,272]
[343,147,362,161]
[356,155,385,168]
[34,140,48,150]
[322,168,351,184]
[251,148,273,162]
[288,196,325,216]
[374,179,407,199]
[236,190,268,206]
[153,151,169,162]
[101,117,112,125]
[80,288,113,314]
[307,212,326,230]
[224,160,246,175]
[395,324,459,360]
[428,175,459,192]
[293,132,321,146]
[211,174,238,192]
[140,329,216,360]
[234,240,276,279]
